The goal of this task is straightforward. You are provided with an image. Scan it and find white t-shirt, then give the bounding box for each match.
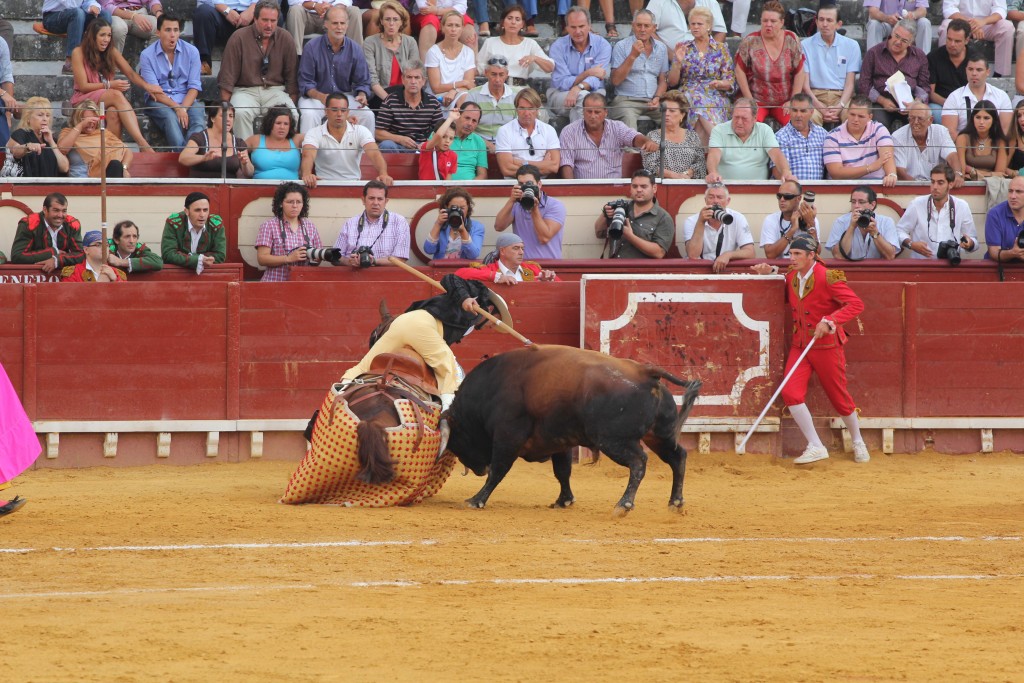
[682,210,753,260]
[302,122,375,181]
[477,37,550,80]
[760,212,822,257]
[941,83,1013,135]
[424,43,476,95]
[495,118,560,164]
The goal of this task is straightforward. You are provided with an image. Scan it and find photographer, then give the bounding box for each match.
[683,183,755,273]
[896,164,978,261]
[759,180,821,259]
[256,182,331,282]
[423,187,486,261]
[985,176,1024,263]
[494,164,567,259]
[593,168,674,259]
[333,180,411,267]
[824,186,900,261]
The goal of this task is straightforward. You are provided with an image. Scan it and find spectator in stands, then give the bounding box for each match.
[801,4,860,129]
[476,5,553,87]
[683,183,754,272]
[734,1,805,128]
[218,0,299,139]
[246,106,303,179]
[301,92,389,186]
[105,0,162,53]
[362,1,419,109]
[985,175,1024,260]
[859,19,930,131]
[495,88,560,177]
[1012,0,1024,61]
[897,163,979,258]
[468,57,517,150]
[648,0,726,48]
[760,179,821,259]
[558,92,657,180]
[287,0,364,55]
[423,186,486,260]
[825,186,900,261]
[193,0,258,75]
[5,98,69,178]
[333,179,410,266]
[418,110,458,179]
[42,0,113,75]
[547,7,611,124]
[61,230,126,282]
[297,6,375,134]
[823,95,898,187]
[494,163,567,259]
[706,98,795,183]
[956,99,1009,180]
[425,11,477,108]
[413,0,477,63]
[1004,100,1024,173]
[161,191,226,271]
[866,0,931,53]
[256,181,327,281]
[941,53,1013,138]
[467,0,491,38]
[375,60,445,151]
[642,91,706,179]
[0,19,16,149]
[669,5,734,143]
[775,93,826,181]
[106,219,163,273]
[179,102,255,178]
[0,15,12,55]
[608,9,669,131]
[57,101,133,178]
[894,101,963,183]
[928,18,970,124]
[940,0,1014,77]
[455,233,558,284]
[138,14,205,153]
[71,19,160,153]
[11,193,83,273]
[448,100,487,180]
[594,169,674,259]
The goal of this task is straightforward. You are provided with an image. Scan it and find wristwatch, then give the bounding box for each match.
[222,8,231,15]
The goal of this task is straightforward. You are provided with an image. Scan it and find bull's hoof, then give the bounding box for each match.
[549,497,575,509]
[464,498,487,509]
[611,502,633,518]
[668,497,685,510]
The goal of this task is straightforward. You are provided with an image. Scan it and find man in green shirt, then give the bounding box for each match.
[449,101,488,180]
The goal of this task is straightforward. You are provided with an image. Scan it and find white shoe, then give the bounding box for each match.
[853,441,870,463]
[794,445,829,464]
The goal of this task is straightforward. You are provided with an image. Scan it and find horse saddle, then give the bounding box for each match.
[368,349,439,397]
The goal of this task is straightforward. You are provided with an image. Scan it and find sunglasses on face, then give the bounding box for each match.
[167,67,175,86]
[776,192,799,200]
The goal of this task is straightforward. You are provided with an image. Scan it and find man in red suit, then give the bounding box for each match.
[455,233,558,285]
[752,234,868,464]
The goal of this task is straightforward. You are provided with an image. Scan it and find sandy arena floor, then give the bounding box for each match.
[2,450,1023,682]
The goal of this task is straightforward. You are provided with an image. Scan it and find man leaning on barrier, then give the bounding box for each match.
[985,175,1024,263]
[824,185,900,261]
[593,168,673,259]
[683,182,754,272]
[494,164,567,260]
[11,193,85,274]
[161,191,227,272]
[896,163,978,261]
[333,180,410,267]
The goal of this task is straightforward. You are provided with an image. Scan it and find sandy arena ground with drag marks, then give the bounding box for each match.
[2,450,1023,682]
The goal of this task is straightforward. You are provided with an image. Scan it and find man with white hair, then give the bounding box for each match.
[608,9,669,130]
[682,183,754,273]
[859,18,930,131]
[455,233,558,285]
[706,98,796,182]
[865,0,932,52]
[893,101,963,183]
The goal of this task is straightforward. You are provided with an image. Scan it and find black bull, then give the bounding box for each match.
[445,345,702,515]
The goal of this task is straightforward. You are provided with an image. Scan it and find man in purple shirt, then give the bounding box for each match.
[859,18,930,131]
[558,92,657,179]
[297,6,374,133]
[546,7,611,123]
[494,163,568,259]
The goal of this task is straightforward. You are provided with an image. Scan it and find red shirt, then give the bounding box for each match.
[784,262,863,349]
[418,141,457,180]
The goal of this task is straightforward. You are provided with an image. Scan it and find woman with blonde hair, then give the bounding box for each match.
[641,90,706,179]
[363,1,420,108]
[58,100,133,178]
[669,5,734,143]
[4,97,69,177]
[425,11,477,107]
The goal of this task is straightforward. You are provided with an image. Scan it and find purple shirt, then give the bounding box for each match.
[984,201,1024,257]
[298,35,372,99]
[859,42,931,103]
[558,119,638,179]
[510,193,567,260]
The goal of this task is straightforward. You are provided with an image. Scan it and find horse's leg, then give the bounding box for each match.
[356,420,395,484]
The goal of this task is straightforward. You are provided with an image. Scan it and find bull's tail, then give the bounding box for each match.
[648,365,692,388]
[356,421,396,485]
[674,379,703,429]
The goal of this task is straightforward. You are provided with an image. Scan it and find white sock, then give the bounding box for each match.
[789,403,823,448]
[441,393,455,411]
[841,411,864,444]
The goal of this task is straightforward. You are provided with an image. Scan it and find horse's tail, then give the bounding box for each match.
[356,421,396,485]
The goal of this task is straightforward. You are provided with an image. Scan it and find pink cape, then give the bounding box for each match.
[0,363,41,484]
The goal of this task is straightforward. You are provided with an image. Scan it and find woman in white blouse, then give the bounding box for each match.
[476,4,553,87]
[425,11,478,107]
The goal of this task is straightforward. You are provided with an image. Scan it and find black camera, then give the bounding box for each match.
[1017,228,1024,249]
[936,239,962,266]
[519,181,539,210]
[803,191,816,204]
[606,199,630,239]
[305,247,342,264]
[856,209,875,229]
[445,204,465,229]
[356,245,375,268]
[710,204,734,225]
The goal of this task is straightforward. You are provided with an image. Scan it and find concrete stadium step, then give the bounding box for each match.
[2,0,195,21]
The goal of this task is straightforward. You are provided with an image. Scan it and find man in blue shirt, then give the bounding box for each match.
[546,7,611,124]
[297,6,373,133]
[985,175,1024,262]
[800,5,861,129]
[608,9,669,131]
[41,0,113,74]
[775,93,827,181]
[138,14,205,152]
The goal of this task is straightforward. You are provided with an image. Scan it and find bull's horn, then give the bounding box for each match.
[436,418,451,462]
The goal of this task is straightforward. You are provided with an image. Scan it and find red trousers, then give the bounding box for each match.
[758,106,790,127]
[780,343,856,415]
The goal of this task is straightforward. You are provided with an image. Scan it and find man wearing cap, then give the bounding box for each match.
[751,235,869,465]
[454,233,557,285]
[60,231,127,282]
[11,193,85,274]
[161,192,227,271]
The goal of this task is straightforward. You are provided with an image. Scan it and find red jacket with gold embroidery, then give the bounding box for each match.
[11,212,84,268]
[784,262,864,349]
[453,261,559,282]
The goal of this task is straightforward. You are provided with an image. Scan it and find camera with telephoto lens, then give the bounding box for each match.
[305,247,343,264]
[856,209,875,229]
[803,191,816,204]
[519,181,539,210]
[606,199,630,239]
[936,238,963,266]
[445,204,465,229]
[710,204,734,225]
[356,245,375,268]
